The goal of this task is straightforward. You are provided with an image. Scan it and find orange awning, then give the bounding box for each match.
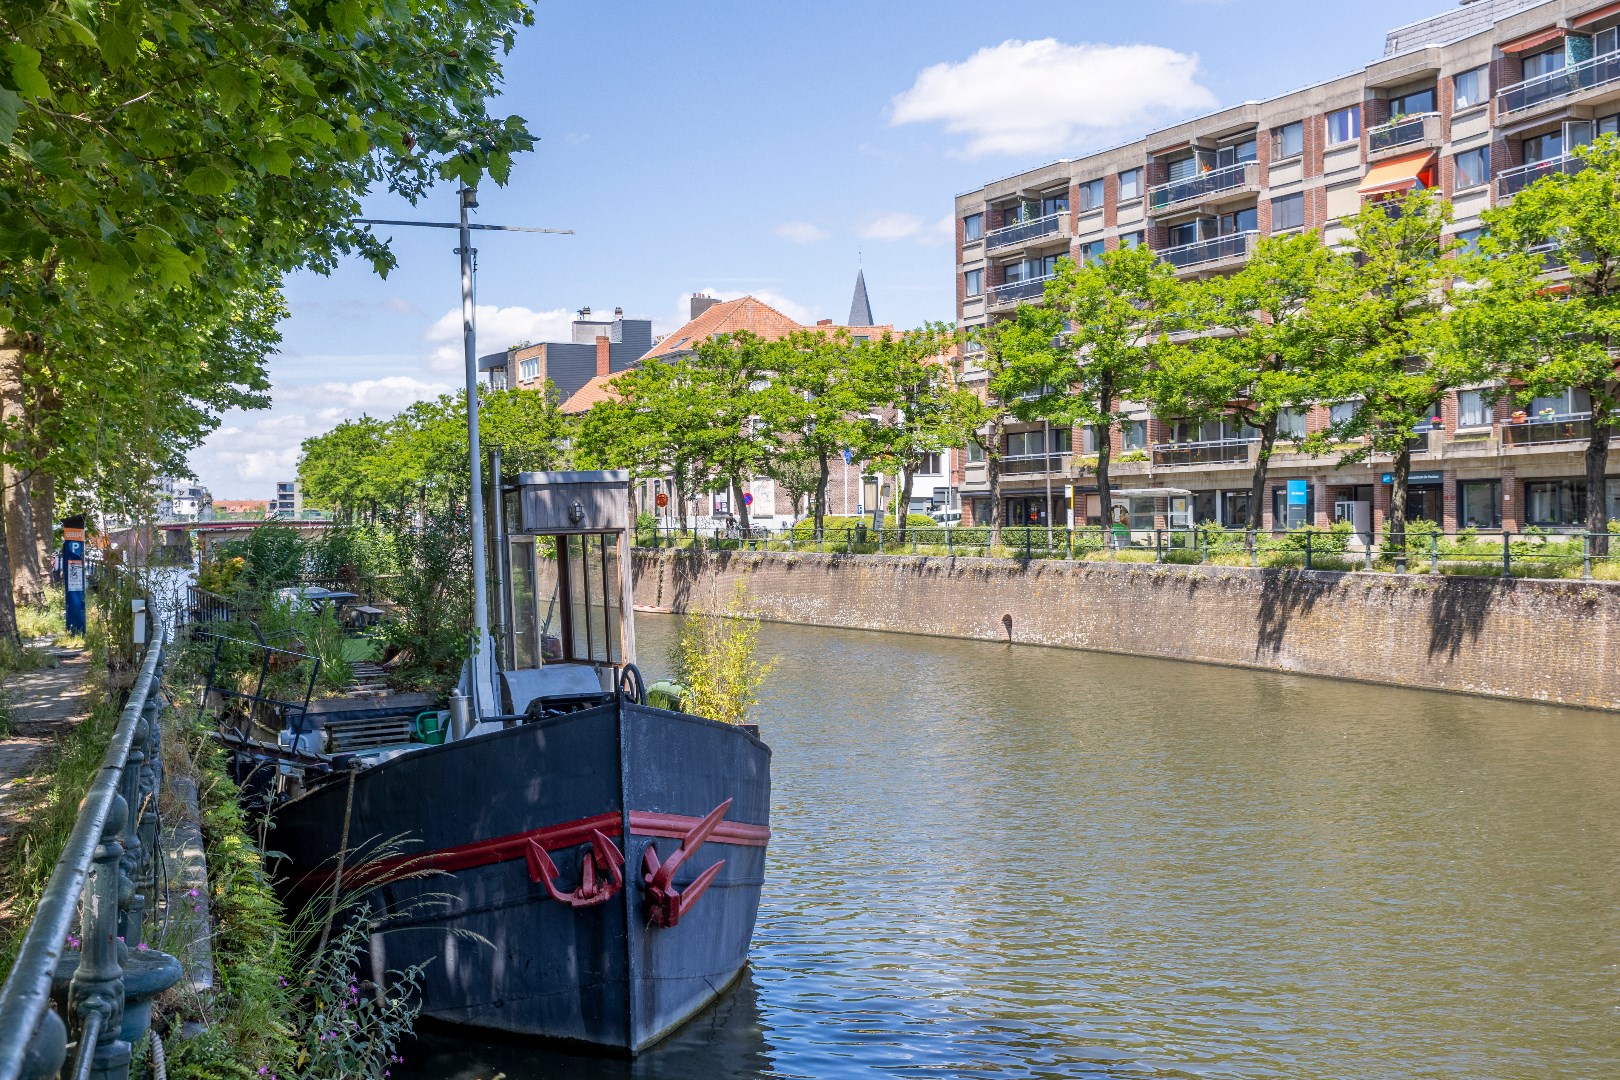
[1358,150,1438,196]
[1576,2,1620,26]
[1500,26,1564,54]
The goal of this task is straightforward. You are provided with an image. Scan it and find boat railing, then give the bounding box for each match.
[0,598,177,1080]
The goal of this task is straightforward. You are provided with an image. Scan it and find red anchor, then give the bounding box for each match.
[642,799,731,928]
[527,829,625,908]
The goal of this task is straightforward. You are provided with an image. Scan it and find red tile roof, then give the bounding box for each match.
[559,372,626,415]
[642,296,808,360]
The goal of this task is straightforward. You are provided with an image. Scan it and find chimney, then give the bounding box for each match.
[816,318,833,326]
[578,306,591,319]
[614,306,623,317]
[688,294,720,321]
[595,335,611,377]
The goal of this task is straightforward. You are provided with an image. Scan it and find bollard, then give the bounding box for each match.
[1066,528,1073,561]
[1305,530,1313,571]
[1024,528,1032,561]
[1198,528,1207,564]
[1364,534,1374,571]
[1155,529,1163,563]
[946,527,952,557]
[1583,532,1593,580]
[1430,531,1440,574]
[1502,532,1512,578]
[1248,530,1258,567]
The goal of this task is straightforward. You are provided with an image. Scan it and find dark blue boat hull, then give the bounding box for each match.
[270,701,771,1053]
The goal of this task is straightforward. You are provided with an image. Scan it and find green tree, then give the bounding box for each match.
[763,330,865,537]
[1311,188,1476,555]
[1459,134,1620,545]
[1007,246,1181,527]
[850,323,967,542]
[1151,232,1335,537]
[961,307,1061,542]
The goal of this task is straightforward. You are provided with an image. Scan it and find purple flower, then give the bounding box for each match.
[136,943,148,951]
[258,1069,268,1076]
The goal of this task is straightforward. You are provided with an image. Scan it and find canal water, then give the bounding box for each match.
[400,617,1620,1079]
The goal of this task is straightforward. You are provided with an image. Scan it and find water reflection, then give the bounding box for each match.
[401,618,1620,1079]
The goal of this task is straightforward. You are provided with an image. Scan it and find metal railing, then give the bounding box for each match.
[1368,111,1439,153]
[1502,411,1592,446]
[985,212,1067,251]
[1151,437,1257,466]
[1159,231,1257,270]
[0,615,177,1080]
[1148,162,1256,211]
[1001,452,1073,475]
[1497,50,1620,113]
[987,275,1055,307]
[1497,153,1586,198]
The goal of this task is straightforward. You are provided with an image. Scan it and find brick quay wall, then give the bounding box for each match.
[632,550,1620,712]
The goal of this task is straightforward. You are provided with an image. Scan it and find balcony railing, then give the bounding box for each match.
[1497,153,1587,198]
[1151,437,1257,467]
[1368,111,1439,153]
[988,275,1055,307]
[1002,452,1073,475]
[1159,231,1258,271]
[1498,50,1620,114]
[985,212,1068,251]
[1502,412,1592,446]
[1149,162,1257,212]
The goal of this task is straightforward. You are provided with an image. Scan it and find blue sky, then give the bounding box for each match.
[196,0,1449,498]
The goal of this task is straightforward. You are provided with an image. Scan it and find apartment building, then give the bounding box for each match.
[270,480,302,519]
[479,307,653,403]
[954,0,1620,534]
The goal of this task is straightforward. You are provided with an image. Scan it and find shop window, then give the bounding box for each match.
[1271,482,1315,530]
[1222,491,1252,528]
[1458,480,1502,529]
[1524,479,1586,527]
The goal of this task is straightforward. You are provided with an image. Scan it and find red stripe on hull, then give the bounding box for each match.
[290,809,769,893]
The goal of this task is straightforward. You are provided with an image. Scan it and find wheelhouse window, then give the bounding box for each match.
[963,213,984,241]
[1327,106,1361,146]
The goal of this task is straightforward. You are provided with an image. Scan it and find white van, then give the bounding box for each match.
[929,510,962,528]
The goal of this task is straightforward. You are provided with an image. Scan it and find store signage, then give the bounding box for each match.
[1380,471,1444,484]
[1287,479,1308,506]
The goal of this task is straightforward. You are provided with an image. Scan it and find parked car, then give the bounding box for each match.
[929,510,962,528]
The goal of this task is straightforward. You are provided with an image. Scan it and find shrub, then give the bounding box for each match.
[670,582,777,725]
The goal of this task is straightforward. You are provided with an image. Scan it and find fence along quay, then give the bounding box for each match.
[0,599,177,1080]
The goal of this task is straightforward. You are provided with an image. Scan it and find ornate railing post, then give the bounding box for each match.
[69,795,130,1080]
[117,715,145,948]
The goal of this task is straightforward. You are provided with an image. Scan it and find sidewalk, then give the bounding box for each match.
[0,647,94,868]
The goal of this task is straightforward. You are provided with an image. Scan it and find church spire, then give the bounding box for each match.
[847,269,874,327]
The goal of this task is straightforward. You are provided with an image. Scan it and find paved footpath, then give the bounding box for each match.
[0,647,93,872]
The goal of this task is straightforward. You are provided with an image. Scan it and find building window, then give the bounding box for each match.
[1128,497,1156,530]
[1523,46,1566,81]
[1455,227,1485,254]
[1221,491,1252,528]
[1271,483,1315,530]
[1602,113,1620,136]
[1530,387,1592,419]
[916,452,942,475]
[1523,130,1563,164]
[1330,401,1357,427]
[964,269,983,297]
[1327,106,1360,146]
[1389,87,1436,117]
[1453,66,1488,109]
[1167,155,1199,182]
[1454,146,1490,190]
[1118,168,1143,202]
[1220,206,1258,235]
[1123,420,1147,450]
[963,213,984,241]
[1119,230,1145,249]
[1277,408,1307,438]
[1273,121,1304,160]
[1458,480,1502,529]
[1271,191,1304,232]
[1525,479,1586,527]
[1599,26,1619,56]
[1079,240,1105,264]
[1168,221,1199,247]
[1078,178,1105,211]
[1040,192,1068,216]
[967,441,984,463]
[519,357,540,381]
[1456,389,1491,428]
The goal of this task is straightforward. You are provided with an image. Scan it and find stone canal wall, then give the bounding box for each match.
[632,550,1620,712]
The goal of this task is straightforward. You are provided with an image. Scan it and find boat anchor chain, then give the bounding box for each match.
[527,829,625,908]
[642,798,731,928]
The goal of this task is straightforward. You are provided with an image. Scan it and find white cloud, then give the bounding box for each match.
[423,304,579,373]
[775,221,829,244]
[890,39,1217,157]
[860,212,925,241]
[190,375,456,499]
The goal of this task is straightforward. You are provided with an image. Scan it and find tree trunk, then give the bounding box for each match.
[1390,445,1412,569]
[1246,418,1278,544]
[814,450,829,539]
[986,420,1004,546]
[0,333,44,606]
[898,466,916,542]
[1094,420,1113,538]
[1587,410,1610,557]
[734,478,750,536]
[31,470,53,583]
[0,331,24,645]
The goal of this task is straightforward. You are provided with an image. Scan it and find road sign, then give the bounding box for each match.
[842,448,853,465]
[655,492,669,508]
[743,492,754,506]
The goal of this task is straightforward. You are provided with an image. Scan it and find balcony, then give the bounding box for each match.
[1149,162,1257,213]
[1001,452,1073,476]
[985,212,1070,253]
[1367,112,1440,157]
[1497,153,1586,198]
[1497,51,1620,115]
[1502,412,1592,446]
[987,275,1055,309]
[1151,438,1257,467]
[1158,231,1257,272]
